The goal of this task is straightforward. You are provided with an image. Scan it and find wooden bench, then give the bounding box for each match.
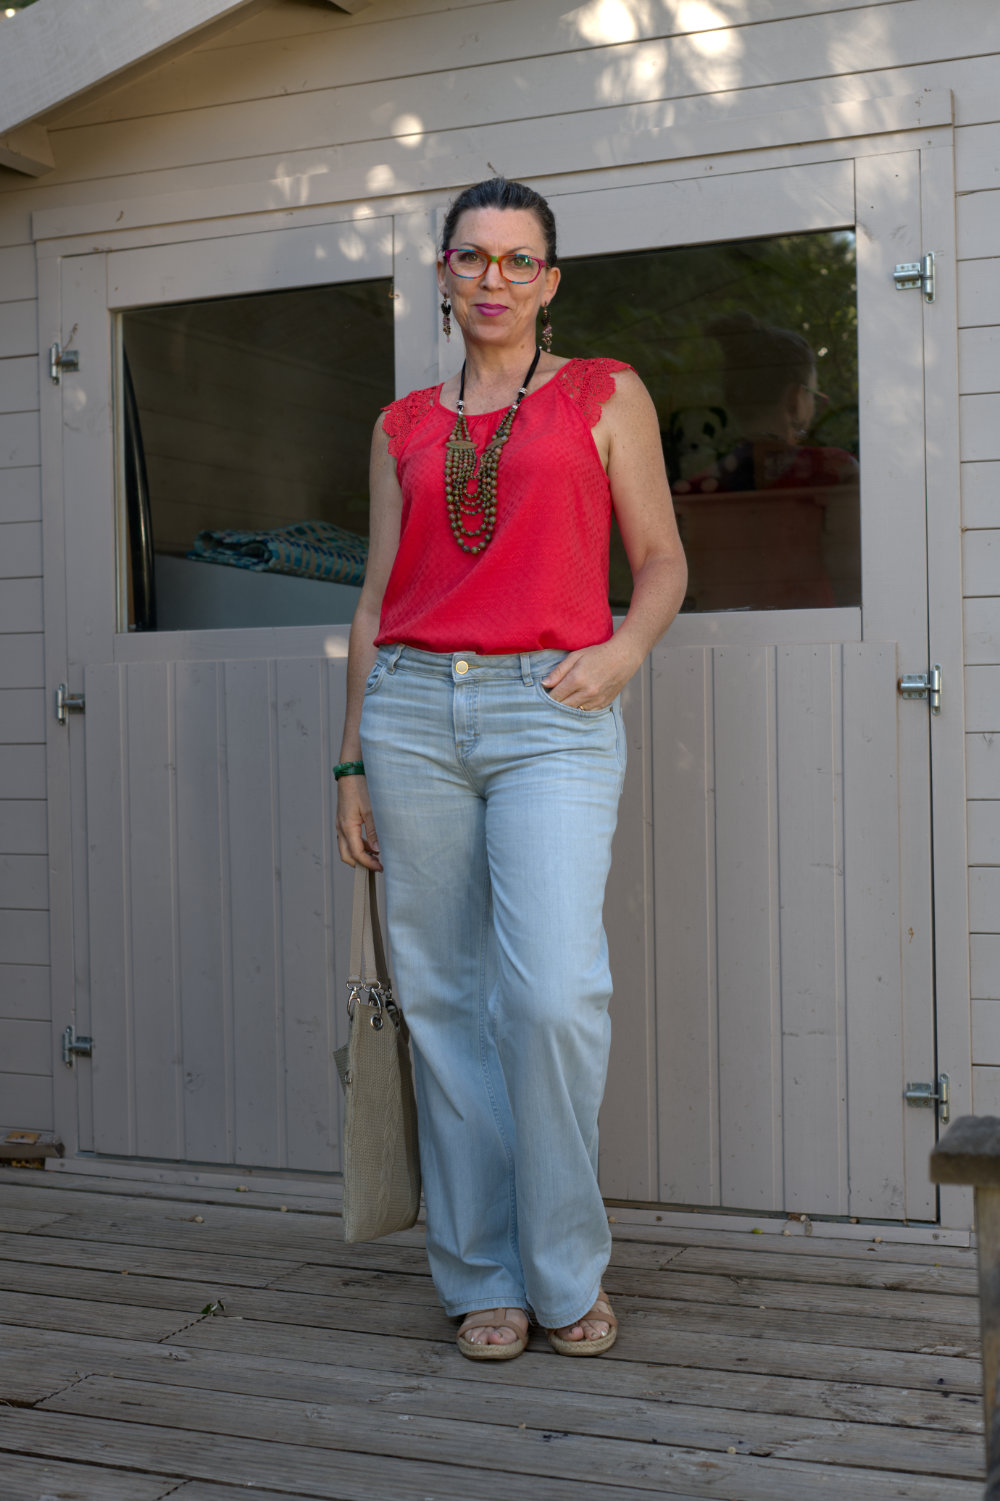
[930,1115,1000,1497]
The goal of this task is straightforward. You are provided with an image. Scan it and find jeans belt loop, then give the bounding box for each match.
[386,643,404,672]
[520,653,533,686]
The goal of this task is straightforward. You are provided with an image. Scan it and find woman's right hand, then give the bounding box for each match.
[336,775,382,871]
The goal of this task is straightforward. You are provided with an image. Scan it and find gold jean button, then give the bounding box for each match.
[455,660,470,675]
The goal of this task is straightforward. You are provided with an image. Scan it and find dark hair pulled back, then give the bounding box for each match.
[441,177,557,265]
[708,311,814,411]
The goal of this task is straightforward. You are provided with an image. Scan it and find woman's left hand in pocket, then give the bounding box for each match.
[540,639,640,710]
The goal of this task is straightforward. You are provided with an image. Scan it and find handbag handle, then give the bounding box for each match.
[348,865,390,990]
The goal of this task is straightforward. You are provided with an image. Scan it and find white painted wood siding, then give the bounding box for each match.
[0,0,993,1185]
[0,224,49,1134]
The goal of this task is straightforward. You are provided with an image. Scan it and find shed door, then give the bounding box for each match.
[57,216,396,1171]
[577,155,938,1220]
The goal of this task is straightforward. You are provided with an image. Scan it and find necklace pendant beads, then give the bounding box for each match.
[443,348,541,554]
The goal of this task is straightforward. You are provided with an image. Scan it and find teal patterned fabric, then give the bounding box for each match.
[189,521,368,585]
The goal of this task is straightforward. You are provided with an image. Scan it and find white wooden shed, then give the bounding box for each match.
[0,0,995,1241]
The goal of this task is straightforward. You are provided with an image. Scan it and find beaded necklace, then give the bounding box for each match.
[444,346,541,554]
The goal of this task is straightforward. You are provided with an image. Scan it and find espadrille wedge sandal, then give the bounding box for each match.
[547,1291,617,1356]
[456,1307,530,1360]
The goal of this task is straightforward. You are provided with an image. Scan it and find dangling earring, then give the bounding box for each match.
[540,303,552,353]
[441,297,452,341]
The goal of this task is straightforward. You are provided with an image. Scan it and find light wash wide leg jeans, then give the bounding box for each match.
[360,645,626,1330]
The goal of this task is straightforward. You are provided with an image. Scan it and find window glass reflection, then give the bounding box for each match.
[119,279,394,632]
[561,232,860,612]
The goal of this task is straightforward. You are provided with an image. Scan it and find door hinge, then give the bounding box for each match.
[55,683,85,725]
[893,251,935,302]
[904,1073,950,1123]
[61,1025,93,1067]
[898,664,942,715]
[49,341,80,384]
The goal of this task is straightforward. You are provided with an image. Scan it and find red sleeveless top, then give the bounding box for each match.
[375,358,632,654]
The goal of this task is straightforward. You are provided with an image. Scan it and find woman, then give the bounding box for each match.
[335,177,686,1360]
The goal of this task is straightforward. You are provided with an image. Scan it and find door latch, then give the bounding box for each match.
[49,341,80,384]
[55,683,85,725]
[893,251,935,302]
[62,1026,93,1067]
[904,1074,950,1123]
[898,665,941,715]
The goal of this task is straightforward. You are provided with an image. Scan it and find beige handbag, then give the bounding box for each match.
[334,866,421,1243]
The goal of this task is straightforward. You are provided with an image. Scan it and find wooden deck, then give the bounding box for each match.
[0,1168,986,1500]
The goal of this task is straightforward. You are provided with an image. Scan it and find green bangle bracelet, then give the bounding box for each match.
[333,760,366,780]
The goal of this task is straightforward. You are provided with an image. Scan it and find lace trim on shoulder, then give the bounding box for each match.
[556,358,634,429]
[381,386,440,458]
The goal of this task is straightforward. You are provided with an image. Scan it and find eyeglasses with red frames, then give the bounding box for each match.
[442,247,549,285]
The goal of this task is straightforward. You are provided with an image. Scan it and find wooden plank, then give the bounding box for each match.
[0,961,49,1018]
[0,745,45,799]
[274,658,337,1174]
[967,733,1000,800]
[223,658,280,1168]
[0,1252,980,1358]
[173,660,230,1163]
[0,464,40,523]
[967,666,1000,731]
[714,645,781,1210]
[959,259,1000,331]
[972,869,1000,932]
[0,1230,297,1286]
[0,632,43,689]
[0,686,46,741]
[125,661,183,1160]
[0,411,39,469]
[180,1305,981,1392]
[270,1257,979,1329]
[841,644,906,1219]
[974,1066,1000,1115]
[958,190,1000,261]
[966,598,1000,666]
[651,646,717,1205]
[0,576,41,633]
[0,1455,178,1501]
[36,1366,984,1481]
[969,801,1000,865]
[964,399,1000,464]
[0,1320,981,1434]
[0,1408,707,1501]
[28,1380,982,1500]
[0,909,49,965]
[972,935,1000,999]
[957,123,1000,195]
[0,1017,50,1072]
[0,1288,197,1339]
[0,800,47,855]
[0,300,36,359]
[960,327,1000,395]
[974,997,1000,1064]
[0,353,37,412]
[0,243,35,302]
[0,518,41,573]
[601,660,657,1201]
[0,852,48,908]
[84,665,132,1156]
[665,1245,978,1297]
[776,645,847,1215]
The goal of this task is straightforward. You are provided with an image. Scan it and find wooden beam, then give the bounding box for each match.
[0,123,54,177]
[0,0,262,143]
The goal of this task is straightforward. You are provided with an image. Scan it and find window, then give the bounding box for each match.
[119,278,394,631]
[561,232,860,613]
